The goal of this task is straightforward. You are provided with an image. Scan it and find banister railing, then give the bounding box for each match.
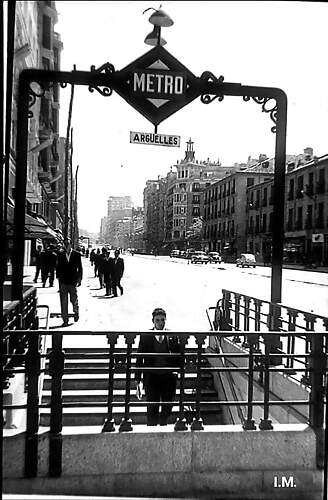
[2,286,38,389]
[207,289,328,382]
[3,329,327,479]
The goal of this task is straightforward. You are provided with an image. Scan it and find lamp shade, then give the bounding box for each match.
[148,8,174,27]
[144,26,167,46]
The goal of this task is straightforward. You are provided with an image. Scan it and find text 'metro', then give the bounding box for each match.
[131,69,186,99]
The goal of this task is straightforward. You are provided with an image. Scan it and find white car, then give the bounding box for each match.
[191,251,210,264]
[236,253,256,268]
[208,252,222,264]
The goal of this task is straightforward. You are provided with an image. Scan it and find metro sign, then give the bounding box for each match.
[115,45,200,126]
[132,69,186,98]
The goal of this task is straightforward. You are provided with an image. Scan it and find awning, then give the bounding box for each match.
[6,204,59,240]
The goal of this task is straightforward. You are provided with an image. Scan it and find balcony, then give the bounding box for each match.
[38,169,51,183]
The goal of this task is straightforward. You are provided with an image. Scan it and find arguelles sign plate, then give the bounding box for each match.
[130,131,180,147]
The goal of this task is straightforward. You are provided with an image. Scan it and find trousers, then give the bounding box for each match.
[144,372,177,426]
[59,283,79,322]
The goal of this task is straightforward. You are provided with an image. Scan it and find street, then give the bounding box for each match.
[29,254,328,337]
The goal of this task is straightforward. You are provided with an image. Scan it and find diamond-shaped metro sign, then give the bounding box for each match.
[114,45,200,126]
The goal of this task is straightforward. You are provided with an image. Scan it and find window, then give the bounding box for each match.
[192,207,200,216]
[287,208,293,230]
[247,177,255,187]
[42,15,51,49]
[262,187,267,206]
[262,213,267,232]
[305,204,313,229]
[288,179,294,200]
[317,202,324,227]
[296,207,303,229]
[193,194,200,204]
[296,176,304,198]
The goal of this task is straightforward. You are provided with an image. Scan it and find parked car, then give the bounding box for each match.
[236,253,256,268]
[170,250,180,258]
[208,252,222,264]
[191,251,210,264]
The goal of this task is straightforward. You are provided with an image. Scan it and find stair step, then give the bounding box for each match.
[42,372,211,391]
[49,347,201,354]
[41,388,218,403]
[39,405,223,427]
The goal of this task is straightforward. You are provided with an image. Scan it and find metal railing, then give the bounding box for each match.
[2,286,38,389]
[206,289,328,384]
[2,329,327,478]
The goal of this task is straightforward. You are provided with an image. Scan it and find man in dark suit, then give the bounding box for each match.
[42,244,58,287]
[56,237,83,327]
[112,249,124,297]
[33,245,43,283]
[102,249,113,296]
[135,308,181,426]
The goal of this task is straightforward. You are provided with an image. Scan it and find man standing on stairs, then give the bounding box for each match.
[56,237,83,327]
[135,308,181,426]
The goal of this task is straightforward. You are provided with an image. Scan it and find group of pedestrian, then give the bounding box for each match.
[33,241,180,426]
[33,243,59,287]
[90,247,124,297]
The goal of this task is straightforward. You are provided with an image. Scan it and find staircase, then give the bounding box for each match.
[40,347,223,427]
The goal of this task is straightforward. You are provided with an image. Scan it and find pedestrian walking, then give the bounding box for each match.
[111,249,124,296]
[97,247,107,289]
[102,250,114,296]
[42,244,58,287]
[94,248,101,278]
[89,249,96,268]
[135,308,181,426]
[85,248,89,259]
[33,245,43,283]
[56,237,83,327]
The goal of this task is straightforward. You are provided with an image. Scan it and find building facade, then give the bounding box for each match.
[203,157,275,260]
[143,178,167,254]
[7,1,65,268]
[100,196,133,245]
[246,150,328,265]
[164,139,242,252]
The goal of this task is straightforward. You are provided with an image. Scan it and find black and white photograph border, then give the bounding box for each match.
[2,1,328,500]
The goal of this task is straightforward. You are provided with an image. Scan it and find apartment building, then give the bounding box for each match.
[246,149,328,265]
[164,139,241,251]
[143,178,167,254]
[100,196,133,244]
[203,156,274,259]
[6,1,64,267]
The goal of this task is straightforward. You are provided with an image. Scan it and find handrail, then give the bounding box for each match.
[3,329,327,479]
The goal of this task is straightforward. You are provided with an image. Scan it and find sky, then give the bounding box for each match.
[55,1,328,233]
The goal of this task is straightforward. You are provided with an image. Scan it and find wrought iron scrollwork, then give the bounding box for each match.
[243,95,277,133]
[28,82,46,118]
[28,81,65,118]
[88,62,115,97]
[200,71,225,104]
